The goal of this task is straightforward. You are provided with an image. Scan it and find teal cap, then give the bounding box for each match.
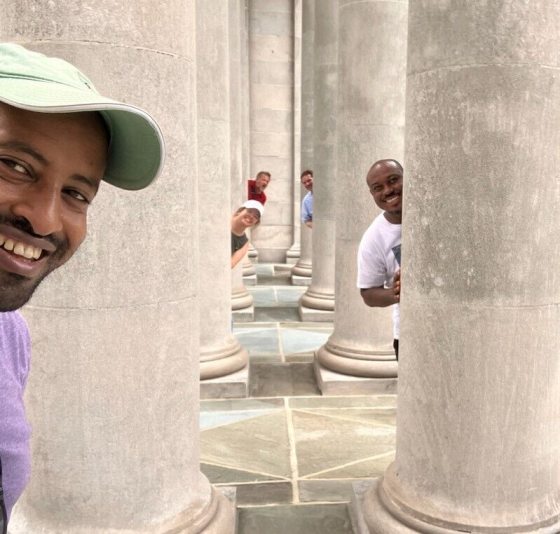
[0,43,164,190]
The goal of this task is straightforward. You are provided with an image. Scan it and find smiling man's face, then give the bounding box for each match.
[367,161,403,224]
[0,103,108,311]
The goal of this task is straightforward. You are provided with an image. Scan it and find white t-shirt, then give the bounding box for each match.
[356,212,401,339]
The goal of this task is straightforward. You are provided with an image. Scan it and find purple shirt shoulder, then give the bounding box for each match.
[0,311,31,520]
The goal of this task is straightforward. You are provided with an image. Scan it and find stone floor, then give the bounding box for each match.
[200,264,397,533]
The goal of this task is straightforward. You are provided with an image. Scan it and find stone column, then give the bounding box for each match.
[286,0,303,265]
[360,2,560,532]
[248,0,295,263]
[231,0,254,320]
[198,0,248,383]
[292,0,314,284]
[315,0,406,386]
[299,0,337,320]
[6,2,234,532]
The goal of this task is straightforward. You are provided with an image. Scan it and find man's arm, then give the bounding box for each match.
[360,271,400,307]
[231,242,249,269]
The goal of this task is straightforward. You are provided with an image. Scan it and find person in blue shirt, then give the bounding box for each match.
[300,170,313,228]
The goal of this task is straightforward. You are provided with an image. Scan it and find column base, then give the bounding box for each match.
[11,486,237,534]
[242,259,256,277]
[200,339,249,380]
[285,242,301,264]
[298,304,334,322]
[201,365,249,399]
[314,357,397,395]
[291,261,312,277]
[316,341,397,379]
[231,287,253,310]
[352,478,560,534]
[299,288,334,311]
[291,274,312,286]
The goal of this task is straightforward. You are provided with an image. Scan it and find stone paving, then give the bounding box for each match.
[199,264,397,533]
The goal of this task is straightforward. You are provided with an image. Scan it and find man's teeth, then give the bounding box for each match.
[0,234,42,260]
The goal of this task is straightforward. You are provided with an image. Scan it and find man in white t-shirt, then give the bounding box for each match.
[357,159,402,360]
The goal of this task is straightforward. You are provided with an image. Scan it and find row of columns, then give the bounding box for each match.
[8,0,560,532]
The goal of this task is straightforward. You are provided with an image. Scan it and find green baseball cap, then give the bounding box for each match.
[0,43,164,190]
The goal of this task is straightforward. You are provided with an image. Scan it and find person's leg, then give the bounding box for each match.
[393,339,399,361]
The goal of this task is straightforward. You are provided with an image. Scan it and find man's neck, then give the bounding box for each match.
[383,211,401,224]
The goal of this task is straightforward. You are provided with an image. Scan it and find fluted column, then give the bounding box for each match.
[362,2,560,532]
[198,0,248,381]
[299,0,337,317]
[316,0,406,379]
[6,2,233,532]
[292,0,314,283]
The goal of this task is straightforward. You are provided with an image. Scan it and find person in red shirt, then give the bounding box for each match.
[247,171,271,204]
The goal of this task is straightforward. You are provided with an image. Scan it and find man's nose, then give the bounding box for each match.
[11,185,63,236]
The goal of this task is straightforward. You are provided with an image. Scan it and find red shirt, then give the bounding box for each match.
[247,179,267,205]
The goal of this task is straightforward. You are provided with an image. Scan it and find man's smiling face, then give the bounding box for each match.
[367,160,403,224]
[0,103,108,311]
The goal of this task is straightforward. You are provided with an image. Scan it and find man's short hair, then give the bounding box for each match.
[369,159,403,175]
[256,171,271,180]
[300,169,313,179]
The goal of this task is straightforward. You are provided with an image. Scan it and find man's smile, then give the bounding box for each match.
[0,232,43,260]
[0,223,58,278]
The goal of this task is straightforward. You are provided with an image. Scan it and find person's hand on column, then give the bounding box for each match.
[393,270,401,302]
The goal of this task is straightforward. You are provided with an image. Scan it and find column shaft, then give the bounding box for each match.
[316,0,406,377]
[198,0,248,380]
[5,1,232,531]
[365,2,560,532]
[292,0,314,281]
[299,1,337,313]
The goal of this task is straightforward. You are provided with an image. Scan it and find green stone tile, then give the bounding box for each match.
[249,363,320,397]
[201,463,282,484]
[289,395,397,410]
[311,454,394,479]
[235,481,293,506]
[234,327,280,355]
[280,327,331,355]
[254,307,300,322]
[201,411,292,478]
[237,504,354,534]
[291,410,395,477]
[298,479,359,502]
[249,287,278,306]
[301,408,396,427]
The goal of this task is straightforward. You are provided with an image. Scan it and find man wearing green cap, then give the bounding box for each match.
[0,43,164,526]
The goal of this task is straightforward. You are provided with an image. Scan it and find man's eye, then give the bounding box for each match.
[1,158,29,174]
[65,189,90,203]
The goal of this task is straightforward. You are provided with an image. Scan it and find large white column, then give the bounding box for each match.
[361,2,560,532]
[316,0,406,381]
[292,0,314,283]
[198,0,248,381]
[5,2,233,532]
[299,0,337,318]
[286,0,303,265]
[231,0,254,319]
[248,0,295,263]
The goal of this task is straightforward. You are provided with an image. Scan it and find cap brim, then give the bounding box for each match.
[0,78,164,191]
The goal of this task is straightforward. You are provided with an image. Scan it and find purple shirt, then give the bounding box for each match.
[0,311,31,520]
